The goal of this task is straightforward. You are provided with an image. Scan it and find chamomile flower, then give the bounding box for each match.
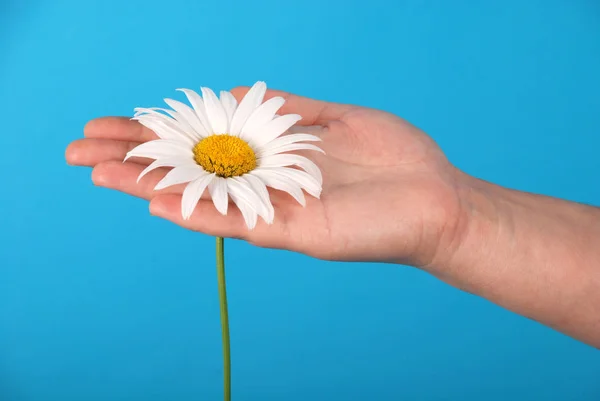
[125,81,324,229]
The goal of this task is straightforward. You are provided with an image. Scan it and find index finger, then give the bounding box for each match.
[84,117,159,142]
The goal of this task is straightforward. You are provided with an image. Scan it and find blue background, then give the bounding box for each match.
[1,0,599,400]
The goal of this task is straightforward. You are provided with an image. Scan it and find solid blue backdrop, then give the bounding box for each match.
[1,1,599,400]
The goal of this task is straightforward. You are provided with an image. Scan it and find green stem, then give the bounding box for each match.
[216,236,231,401]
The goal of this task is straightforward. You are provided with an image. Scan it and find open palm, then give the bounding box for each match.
[66,87,464,267]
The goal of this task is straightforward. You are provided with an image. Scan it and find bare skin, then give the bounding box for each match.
[65,87,600,348]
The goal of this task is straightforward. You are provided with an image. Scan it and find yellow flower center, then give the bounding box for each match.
[193,134,257,177]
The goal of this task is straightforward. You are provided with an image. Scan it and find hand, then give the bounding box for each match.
[65,87,600,346]
[65,88,466,267]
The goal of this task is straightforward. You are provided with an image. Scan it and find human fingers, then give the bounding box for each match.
[65,138,153,167]
[84,117,158,142]
[91,160,311,206]
[91,160,189,200]
[149,193,285,244]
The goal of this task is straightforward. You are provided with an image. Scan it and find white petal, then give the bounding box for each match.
[134,107,178,120]
[135,120,195,146]
[239,96,285,140]
[139,107,202,141]
[137,157,194,183]
[181,173,216,220]
[259,133,321,149]
[133,112,196,144]
[125,140,192,162]
[164,98,209,138]
[249,114,302,148]
[229,81,267,135]
[257,133,323,156]
[239,174,274,224]
[176,89,212,134]
[155,166,206,190]
[251,170,306,206]
[229,192,257,230]
[208,177,228,215]
[134,117,182,142]
[227,182,259,229]
[259,143,325,158]
[259,154,323,185]
[229,177,272,224]
[135,107,193,136]
[220,91,238,129]
[201,87,228,134]
[227,177,266,214]
[265,167,321,198]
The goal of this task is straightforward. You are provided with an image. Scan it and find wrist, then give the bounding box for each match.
[424,170,600,347]
[422,171,511,284]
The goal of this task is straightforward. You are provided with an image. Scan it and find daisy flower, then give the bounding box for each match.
[125,81,324,229]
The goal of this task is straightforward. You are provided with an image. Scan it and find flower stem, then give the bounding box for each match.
[216,236,231,401]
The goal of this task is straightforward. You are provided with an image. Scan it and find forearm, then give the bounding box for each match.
[431,173,600,348]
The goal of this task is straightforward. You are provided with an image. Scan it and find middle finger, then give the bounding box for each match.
[66,138,150,167]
